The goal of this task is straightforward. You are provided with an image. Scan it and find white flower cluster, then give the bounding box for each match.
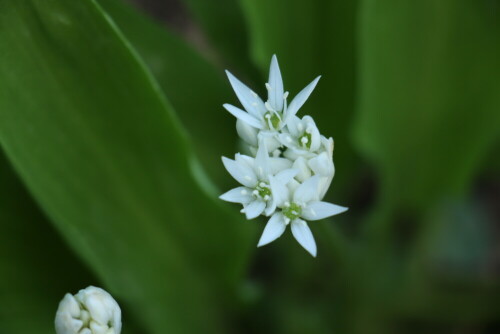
[55,286,121,334]
[220,55,347,257]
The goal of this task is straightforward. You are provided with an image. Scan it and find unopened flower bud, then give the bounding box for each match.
[55,286,121,334]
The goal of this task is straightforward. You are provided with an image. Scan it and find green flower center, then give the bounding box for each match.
[264,112,281,130]
[298,132,312,149]
[283,202,302,220]
[254,182,271,199]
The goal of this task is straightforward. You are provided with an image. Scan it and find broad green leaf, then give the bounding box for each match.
[354,0,500,213]
[181,0,257,81]
[0,0,253,333]
[98,0,239,187]
[0,153,97,334]
[240,0,360,198]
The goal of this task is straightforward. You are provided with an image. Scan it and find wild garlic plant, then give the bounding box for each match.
[220,55,347,257]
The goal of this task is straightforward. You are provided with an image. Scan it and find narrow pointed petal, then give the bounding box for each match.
[244,200,266,219]
[301,201,348,221]
[286,115,302,137]
[258,213,287,246]
[223,104,263,129]
[285,76,321,121]
[269,175,290,208]
[222,156,258,188]
[226,70,266,117]
[234,153,253,168]
[291,219,317,257]
[268,55,284,111]
[254,141,270,180]
[220,187,253,204]
[293,175,320,204]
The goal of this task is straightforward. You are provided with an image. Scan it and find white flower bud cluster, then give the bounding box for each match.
[55,286,121,334]
[220,55,347,257]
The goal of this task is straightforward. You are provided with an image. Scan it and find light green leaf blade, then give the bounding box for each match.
[0,0,253,333]
[240,0,359,198]
[354,0,500,213]
[98,0,240,187]
[0,153,97,334]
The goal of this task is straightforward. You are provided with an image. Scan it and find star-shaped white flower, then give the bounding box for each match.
[257,175,347,257]
[279,115,322,158]
[220,143,296,219]
[223,55,320,132]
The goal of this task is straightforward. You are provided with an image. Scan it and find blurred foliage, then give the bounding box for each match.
[355,0,500,221]
[99,0,241,188]
[0,0,498,333]
[0,152,97,334]
[240,0,360,199]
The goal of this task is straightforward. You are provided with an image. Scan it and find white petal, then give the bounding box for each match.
[291,219,317,257]
[236,119,258,146]
[258,130,282,152]
[301,201,348,221]
[293,175,320,204]
[244,200,266,219]
[286,115,302,137]
[287,178,300,194]
[285,76,321,121]
[269,175,290,207]
[226,70,266,117]
[267,55,284,112]
[220,187,253,204]
[223,104,263,129]
[269,157,292,174]
[308,152,334,177]
[264,199,277,216]
[254,142,270,180]
[90,322,108,334]
[258,213,287,246]
[292,156,311,182]
[234,153,253,168]
[222,156,257,188]
[275,168,298,185]
[278,132,297,149]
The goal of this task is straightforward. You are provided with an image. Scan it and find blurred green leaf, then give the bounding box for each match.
[239,0,360,198]
[0,0,253,333]
[181,0,257,80]
[98,0,239,187]
[0,153,97,334]
[355,0,500,215]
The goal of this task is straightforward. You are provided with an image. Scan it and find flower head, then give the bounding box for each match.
[220,55,347,257]
[55,286,121,334]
